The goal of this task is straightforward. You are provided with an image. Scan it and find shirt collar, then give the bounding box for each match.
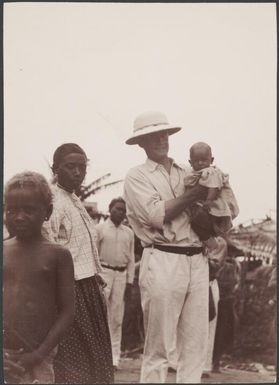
[56,183,74,195]
[56,184,81,202]
[145,157,183,172]
[107,217,124,230]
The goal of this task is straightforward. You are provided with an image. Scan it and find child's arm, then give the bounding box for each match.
[4,351,26,383]
[17,247,75,370]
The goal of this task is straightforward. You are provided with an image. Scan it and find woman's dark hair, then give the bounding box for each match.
[52,143,87,172]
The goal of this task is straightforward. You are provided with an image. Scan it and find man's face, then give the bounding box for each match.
[139,131,169,162]
[56,153,87,192]
[110,202,126,225]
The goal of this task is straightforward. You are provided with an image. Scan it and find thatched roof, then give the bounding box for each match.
[227,217,276,260]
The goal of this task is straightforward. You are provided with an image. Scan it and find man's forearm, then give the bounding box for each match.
[164,185,207,222]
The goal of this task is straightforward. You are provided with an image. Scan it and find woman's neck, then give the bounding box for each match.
[57,183,74,193]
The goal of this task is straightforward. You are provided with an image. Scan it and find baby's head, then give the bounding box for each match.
[189,142,214,171]
[4,171,53,240]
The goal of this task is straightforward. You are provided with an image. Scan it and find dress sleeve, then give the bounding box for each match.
[199,167,224,189]
[94,223,103,252]
[42,198,63,243]
[184,171,201,187]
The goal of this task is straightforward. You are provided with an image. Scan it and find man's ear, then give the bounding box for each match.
[45,204,53,221]
[188,160,192,166]
[211,157,214,164]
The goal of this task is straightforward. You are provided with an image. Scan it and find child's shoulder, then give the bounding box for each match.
[3,236,16,245]
[3,237,17,250]
[41,239,72,258]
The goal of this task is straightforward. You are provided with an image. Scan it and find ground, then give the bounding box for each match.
[114,356,276,384]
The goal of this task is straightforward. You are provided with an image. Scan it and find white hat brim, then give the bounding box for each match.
[125,124,181,145]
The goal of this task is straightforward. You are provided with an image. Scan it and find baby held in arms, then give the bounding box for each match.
[184,142,239,250]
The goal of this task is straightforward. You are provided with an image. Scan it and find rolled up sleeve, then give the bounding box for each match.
[124,169,165,230]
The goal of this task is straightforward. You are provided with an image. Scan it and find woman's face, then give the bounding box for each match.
[55,153,87,192]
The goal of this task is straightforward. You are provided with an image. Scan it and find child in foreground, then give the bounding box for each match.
[184,142,239,248]
[3,171,75,384]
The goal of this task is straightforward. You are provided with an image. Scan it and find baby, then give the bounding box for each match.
[184,142,239,248]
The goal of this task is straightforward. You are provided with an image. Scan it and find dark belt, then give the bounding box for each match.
[101,263,127,272]
[147,244,204,256]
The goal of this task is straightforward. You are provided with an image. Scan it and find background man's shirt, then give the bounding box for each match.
[96,218,135,284]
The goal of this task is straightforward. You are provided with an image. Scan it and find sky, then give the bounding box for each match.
[3,2,277,225]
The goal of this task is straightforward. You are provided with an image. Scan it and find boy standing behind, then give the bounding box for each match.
[3,171,75,384]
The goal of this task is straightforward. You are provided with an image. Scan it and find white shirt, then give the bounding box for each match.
[95,218,135,284]
[123,158,202,248]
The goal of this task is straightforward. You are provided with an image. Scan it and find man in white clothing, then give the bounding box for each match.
[95,197,135,369]
[123,111,210,383]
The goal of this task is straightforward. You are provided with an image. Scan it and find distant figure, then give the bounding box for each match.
[203,237,227,377]
[267,263,276,344]
[42,143,113,384]
[3,171,75,384]
[185,142,239,249]
[96,197,135,369]
[212,256,240,372]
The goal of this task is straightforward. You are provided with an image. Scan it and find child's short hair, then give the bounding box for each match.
[5,171,52,207]
[189,142,212,158]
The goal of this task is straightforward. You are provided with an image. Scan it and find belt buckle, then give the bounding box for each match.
[185,250,191,256]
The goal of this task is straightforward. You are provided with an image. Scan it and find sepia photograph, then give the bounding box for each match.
[3,2,276,384]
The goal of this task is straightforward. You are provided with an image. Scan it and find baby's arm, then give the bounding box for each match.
[199,167,223,209]
[17,247,75,370]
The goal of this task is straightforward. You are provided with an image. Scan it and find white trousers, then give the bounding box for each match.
[139,247,209,383]
[101,268,127,366]
[204,279,219,371]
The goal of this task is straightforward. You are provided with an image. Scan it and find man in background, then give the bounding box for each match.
[96,197,135,370]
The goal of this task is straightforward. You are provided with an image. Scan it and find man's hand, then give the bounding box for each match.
[124,283,133,302]
[165,184,208,222]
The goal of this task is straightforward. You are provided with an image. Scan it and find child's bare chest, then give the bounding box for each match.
[4,246,57,287]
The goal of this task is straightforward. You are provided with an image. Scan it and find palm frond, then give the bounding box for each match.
[81,179,123,201]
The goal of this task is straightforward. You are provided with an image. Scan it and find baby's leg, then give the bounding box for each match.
[190,205,215,240]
